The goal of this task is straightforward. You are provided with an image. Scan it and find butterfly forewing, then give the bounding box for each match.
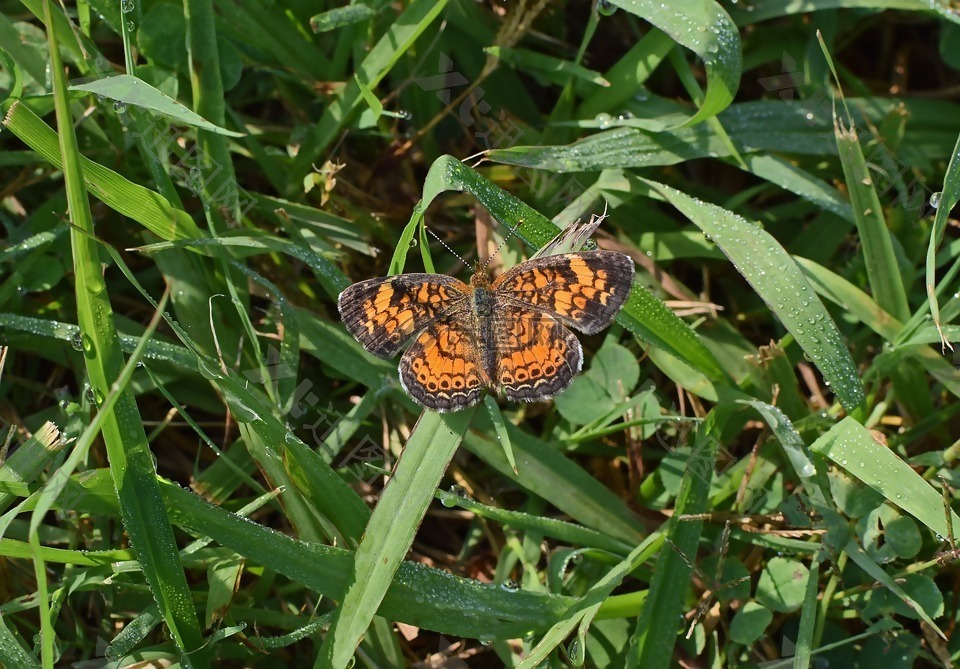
[337,274,470,359]
[491,250,635,334]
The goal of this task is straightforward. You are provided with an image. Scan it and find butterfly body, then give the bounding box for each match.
[338,250,635,412]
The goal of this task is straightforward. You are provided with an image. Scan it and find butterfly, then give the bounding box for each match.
[337,225,635,412]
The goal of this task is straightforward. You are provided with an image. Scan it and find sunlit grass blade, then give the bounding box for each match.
[317,409,475,668]
[810,417,960,539]
[69,74,244,136]
[38,4,205,665]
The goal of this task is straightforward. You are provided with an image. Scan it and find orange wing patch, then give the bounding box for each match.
[338,274,468,358]
[492,250,634,334]
[399,316,486,412]
[493,309,582,403]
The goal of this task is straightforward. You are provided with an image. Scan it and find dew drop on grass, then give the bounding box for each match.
[122,0,135,11]
[598,0,617,16]
[500,579,519,593]
[113,100,127,114]
[70,331,84,351]
[930,192,942,209]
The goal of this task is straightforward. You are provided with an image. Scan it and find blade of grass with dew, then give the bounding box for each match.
[310,4,377,33]
[288,0,450,191]
[0,102,203,241]
[741,154,854,222]
[810,417,960,539]
[421,155,727,382]
[158,476,575,639]
[832,110,910,322]
[517,532,664,668]
[483,396,517,474]
[489,97,960,171]
[0,613,40,669]
[316,409,475,669]
[0,314,197,371]
[925,132,960,345]
[38,6,205,665]
[628,411,726,669]
[795,257,902,341]
[604,0,740,127]
[435,488,634,555]
[729,0,960,26]
[69,74,243,137]
[638,177,866,412]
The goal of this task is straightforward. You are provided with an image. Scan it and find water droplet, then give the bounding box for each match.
[930,192,942,209]
[567,637,584,664]
[500,579,519,593]
[121,0,135,11]
[594,112,612,129]
[126,20,135,32]
[70,331,84,351]
[598,0,617,16]
[113,100,127,114]
[448,484,468,498]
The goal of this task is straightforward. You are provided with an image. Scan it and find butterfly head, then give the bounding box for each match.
[470,261,492,287]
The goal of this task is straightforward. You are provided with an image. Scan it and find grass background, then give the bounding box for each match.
[1,0,960,667]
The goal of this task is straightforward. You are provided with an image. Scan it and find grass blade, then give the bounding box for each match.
[38,5,205,663]
[605,0,741,126]
[317,410,475,668]
[639,177,866,411]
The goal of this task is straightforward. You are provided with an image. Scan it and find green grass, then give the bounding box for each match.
[1,1,959,667]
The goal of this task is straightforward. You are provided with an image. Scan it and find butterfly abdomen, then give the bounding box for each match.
[471,285,499,386]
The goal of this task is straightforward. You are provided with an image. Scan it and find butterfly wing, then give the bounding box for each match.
[491,250,634,334]
[398,315,487,412]
[530,212,604,259]
[493,307,582,403]
[337,274,469,358]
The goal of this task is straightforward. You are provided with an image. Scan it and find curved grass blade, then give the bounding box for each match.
[420,155,726,382]
[604,0,741,126]
[69,74,243,137]
[925,132,960,345]
[639,177,866,412]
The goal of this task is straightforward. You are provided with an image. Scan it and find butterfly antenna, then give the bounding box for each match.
[425,226,471,269]
[483,220,524,271]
